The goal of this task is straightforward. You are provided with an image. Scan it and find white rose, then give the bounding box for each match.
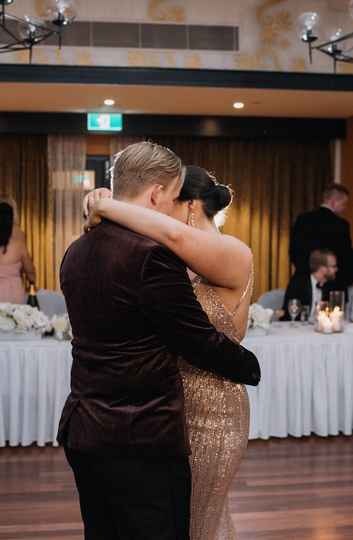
[0,303,14,317]
[32,310,50,333]
[0,314,16,332]
[265,308,274,320]
[13,306,34,331]
[249,303,274,329]
[256,309,273,325]
[250,304,264,318]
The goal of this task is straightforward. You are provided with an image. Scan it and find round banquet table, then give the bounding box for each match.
[0,322,353,446]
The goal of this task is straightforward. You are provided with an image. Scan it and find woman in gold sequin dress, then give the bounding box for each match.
[86,166,253,540]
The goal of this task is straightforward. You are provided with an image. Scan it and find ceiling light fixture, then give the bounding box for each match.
[104,99,115,106]
[233,102,244,109]
[0,0,76,63]
[299,4,353,72]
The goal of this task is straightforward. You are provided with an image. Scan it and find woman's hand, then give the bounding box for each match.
[83,188,112,218]
[84,202,104,232]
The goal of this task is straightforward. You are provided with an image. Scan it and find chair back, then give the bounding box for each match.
[37,289,67,318]
[257,289,285,311]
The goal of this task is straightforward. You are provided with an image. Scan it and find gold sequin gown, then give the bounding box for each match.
[180,275,252,540]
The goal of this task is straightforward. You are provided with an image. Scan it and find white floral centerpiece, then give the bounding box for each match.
[248,303,274,335]
[0,303,51,336]
[0,304,73,341]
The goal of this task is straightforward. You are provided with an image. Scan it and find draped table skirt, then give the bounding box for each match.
[0,338,72,446]
[0,323,353,446]
[244,322,353,439]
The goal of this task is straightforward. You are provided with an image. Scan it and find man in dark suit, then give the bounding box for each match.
[290,183,352,288]
[58,141,260,540]
[282,249,338,321]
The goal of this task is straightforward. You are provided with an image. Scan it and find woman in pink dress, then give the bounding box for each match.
[0,201,36,304]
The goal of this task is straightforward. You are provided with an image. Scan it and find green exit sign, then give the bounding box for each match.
[87,113,123,132]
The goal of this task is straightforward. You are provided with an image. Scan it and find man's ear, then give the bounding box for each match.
[150,184,164,208]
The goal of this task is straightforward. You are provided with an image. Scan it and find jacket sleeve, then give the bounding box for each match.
[139,245,260,386]
[341,220,353,286]
[290,214,309,271]
[289,216,299,267]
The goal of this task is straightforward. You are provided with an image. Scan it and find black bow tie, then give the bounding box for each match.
[316,283,324,290]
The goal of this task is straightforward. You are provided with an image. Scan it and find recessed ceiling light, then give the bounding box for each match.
[104,99,115,106]
[233,102,245,109]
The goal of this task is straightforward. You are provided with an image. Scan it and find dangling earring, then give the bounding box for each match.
[188,212,197,227]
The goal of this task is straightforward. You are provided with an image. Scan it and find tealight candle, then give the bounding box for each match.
[316,310,333,334]
[315,306,345,334]
[330,307,344,333]
[322,315,333,334]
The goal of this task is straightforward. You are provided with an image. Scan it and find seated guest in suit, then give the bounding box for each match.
[282,249,338,321]
[289,183,351,288]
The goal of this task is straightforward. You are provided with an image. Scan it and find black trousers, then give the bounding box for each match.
[64,447,191,540]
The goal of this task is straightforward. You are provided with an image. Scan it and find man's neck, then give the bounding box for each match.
[321,203,335,214]
[115,195,148,208]
[312,272,326,286]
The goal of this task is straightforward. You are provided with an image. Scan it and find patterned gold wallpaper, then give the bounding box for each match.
[4,0,351,73]
[236,0,303,71]
[147,0,186,23]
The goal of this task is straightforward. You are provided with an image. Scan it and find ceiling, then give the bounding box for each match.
[1,82,353,118]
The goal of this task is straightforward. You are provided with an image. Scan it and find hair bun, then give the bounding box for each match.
[179,166,232,220]
[212,184,233,212]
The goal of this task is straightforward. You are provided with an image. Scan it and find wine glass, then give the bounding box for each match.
[288,299,301,326]
[300,305,310,324]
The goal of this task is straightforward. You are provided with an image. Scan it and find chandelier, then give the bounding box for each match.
[299,3,353,73]
[0,0,75,63]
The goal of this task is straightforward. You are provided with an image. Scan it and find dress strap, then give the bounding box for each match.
[228,263,254,317]
[201,263,254,320]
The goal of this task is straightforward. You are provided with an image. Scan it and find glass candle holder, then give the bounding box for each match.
[329,290,345,313]
[314,303,344,334]
[330,306,344,333]
[315,307,333,334]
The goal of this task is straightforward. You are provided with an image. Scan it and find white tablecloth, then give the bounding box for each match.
[0,337,72,446]
[0,323,353,446]
[244,322,353,439]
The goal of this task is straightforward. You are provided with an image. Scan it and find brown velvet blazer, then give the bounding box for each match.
[57,221,260,457]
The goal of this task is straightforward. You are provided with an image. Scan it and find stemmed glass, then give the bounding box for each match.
[300,305,310,324]
[288,299,301,327]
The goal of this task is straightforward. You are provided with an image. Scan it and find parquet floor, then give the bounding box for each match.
[0,436,352,539]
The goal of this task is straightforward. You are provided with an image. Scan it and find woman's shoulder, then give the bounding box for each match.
[12,225,24,236]
[11,226,26,243]
[222,233,252,253]
[220,234,253,271]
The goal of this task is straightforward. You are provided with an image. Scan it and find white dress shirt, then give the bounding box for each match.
[310,274,322,320]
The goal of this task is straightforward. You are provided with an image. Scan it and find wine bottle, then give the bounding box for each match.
[27,284,40,309]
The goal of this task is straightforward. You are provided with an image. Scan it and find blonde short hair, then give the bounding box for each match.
[112,141,183,198]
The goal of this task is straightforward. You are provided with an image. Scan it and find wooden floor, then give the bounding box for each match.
[0,436,352,539]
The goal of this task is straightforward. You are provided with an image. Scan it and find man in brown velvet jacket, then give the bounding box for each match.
[58,141,260,540]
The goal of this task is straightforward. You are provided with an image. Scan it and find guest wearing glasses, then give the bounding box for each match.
[290,183,352,289]
[0,199,36,303]
[281,249,338,321]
